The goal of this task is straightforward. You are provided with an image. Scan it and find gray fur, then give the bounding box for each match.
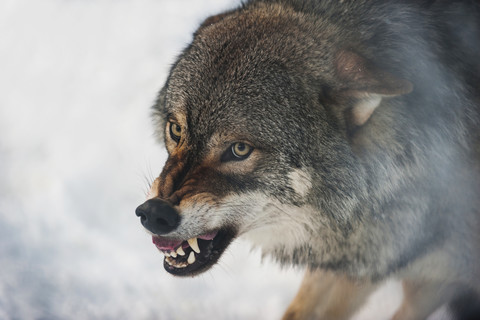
[147,0,480,317]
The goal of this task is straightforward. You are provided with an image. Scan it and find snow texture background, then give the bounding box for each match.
[0,0,450,319]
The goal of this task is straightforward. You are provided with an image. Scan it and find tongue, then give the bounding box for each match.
[152,236,183,251]
[198,231,218,241]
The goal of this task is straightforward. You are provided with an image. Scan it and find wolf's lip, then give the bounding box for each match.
[152,229,236,276]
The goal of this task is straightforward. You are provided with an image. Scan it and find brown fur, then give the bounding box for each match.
[283,270,378,320]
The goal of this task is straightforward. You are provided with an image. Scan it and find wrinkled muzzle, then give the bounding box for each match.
[135,154,237,276]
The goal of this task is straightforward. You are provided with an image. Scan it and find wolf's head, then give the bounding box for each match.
[136,3,412,277]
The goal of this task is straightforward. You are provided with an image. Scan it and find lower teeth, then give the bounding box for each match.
[165,252,196,269]
[166,256,188,268]
[162,236,209,269]
[187,251,196,264]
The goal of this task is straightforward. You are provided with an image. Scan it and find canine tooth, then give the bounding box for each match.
[188,237,200,253]
[187,251,196,264]
[176,246,185,256]
[170,250,177,258]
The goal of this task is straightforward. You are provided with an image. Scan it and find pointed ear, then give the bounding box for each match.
[335,50,413,126]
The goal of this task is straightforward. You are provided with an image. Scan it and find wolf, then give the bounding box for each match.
[135,0,480,318]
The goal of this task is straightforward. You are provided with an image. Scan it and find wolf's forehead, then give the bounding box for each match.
[165,72,313,151]
[189,103,257,141]
[163,7,333,145]
[166,74,280,138]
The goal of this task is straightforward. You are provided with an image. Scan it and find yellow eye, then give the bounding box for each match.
[169,122,182,143]
[231,142,252,159]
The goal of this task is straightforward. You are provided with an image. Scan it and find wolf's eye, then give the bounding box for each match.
[169,122,182,143]
[232,143,251,157]
[221,142,253,162]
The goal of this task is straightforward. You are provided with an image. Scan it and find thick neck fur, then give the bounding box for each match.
[240,0,480,281]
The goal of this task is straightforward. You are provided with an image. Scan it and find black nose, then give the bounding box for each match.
[135,199,181,235]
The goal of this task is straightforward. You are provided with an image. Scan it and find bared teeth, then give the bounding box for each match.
[161,236,204,268]
[165,256,188,268]
[187,237,200,253]
[187,251,196,264]
[176,246,185,256]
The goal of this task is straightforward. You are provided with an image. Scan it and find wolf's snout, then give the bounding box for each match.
[135,199,181,235]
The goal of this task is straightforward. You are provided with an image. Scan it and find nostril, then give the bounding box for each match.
[135,207,147,222]
[135,206,144,217]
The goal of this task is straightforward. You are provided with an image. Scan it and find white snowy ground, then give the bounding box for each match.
[0,1,452,319]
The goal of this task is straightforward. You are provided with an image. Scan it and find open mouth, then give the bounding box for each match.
[152,229,236,276]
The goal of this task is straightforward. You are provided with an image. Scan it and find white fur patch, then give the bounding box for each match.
[288,169,312,197]
[215,192,324,256]
[243,202,317,255]
[352,95,382,126]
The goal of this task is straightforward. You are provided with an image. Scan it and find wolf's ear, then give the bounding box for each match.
[335,50,413,126]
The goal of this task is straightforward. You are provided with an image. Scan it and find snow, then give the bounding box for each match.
[0,0,440,319]
[0,1,300,319]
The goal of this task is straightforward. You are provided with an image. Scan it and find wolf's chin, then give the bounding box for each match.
[155,228,236,276]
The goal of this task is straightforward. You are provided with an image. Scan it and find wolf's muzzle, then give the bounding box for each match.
[135,199,181,235]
